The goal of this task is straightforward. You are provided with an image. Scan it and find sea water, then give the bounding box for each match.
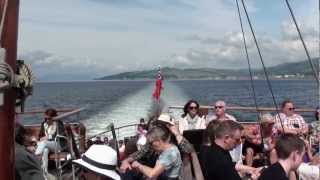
[20,80,318,136]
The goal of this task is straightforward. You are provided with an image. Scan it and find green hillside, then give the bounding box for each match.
[96,59,319,80]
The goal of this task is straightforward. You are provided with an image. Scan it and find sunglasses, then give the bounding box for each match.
[288,107,295,111]
[215,106,224,109]
[189,106,198,110]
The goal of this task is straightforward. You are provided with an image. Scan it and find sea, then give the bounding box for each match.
[20,80,319,138]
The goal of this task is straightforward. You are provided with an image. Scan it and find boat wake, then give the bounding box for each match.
[83,81,189,138]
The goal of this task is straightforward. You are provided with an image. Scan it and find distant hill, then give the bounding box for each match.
[255,59,319,76]
[96,59,319,80]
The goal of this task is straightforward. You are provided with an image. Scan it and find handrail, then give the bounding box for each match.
[52,108,85,121]
[17,107,78,115]
[88,123,139,140]
[169,106,315,112]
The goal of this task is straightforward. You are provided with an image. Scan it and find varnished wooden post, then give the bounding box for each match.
[0,0,19,179]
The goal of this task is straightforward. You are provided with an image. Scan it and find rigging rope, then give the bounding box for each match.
[235,0,268,165]
[240,0,285,132]
[235,0,259,113]
[284,0,319,84]
[0,0,8,43]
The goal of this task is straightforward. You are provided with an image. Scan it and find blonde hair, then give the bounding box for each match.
[259,113,274,123]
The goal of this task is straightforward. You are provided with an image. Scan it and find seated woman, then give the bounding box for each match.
[131,126,182,180]
[35,108,67,176]
[259,113,277,164]
[178,100,206,134]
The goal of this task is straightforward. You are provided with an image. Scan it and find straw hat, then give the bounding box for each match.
[73,145,120,180]
[157,113,175,125]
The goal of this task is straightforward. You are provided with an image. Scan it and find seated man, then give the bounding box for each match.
[206,100,236,122]
[206,100,241,164]
[274,100,308,135]
[259,134,305,180]
[131,126,182,180]
[200,120,243,180]
[200,120,262,180]
[15,123,44,180]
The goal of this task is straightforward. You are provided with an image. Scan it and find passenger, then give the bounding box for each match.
[206,100,236,122]
[297,162,320,180]
[35,108,67,177]
[310,107,320,154]
[202,120,262,179]
[120,113,194,175]
[201,120,243,180]
[95,136,104,144]
[138,118,148,130]
[178,100,206,134]
[136,125,147,150]
[242,126,264,167]
[124,138,138,158]
[258,134,305,180]
[202,120,221,146]
[15,123,44,180]
[119,140,126,160]
[259,113,277,164]
[131,126,182,180]
[199,120,220,178]
[274,100,308,135]
[73,144,121,180]
[119,140,125,152]
[103,136,109,145]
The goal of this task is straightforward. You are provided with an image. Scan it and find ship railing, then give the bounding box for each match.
[88,123,140,142]
[22,107,86,154]
[168,105,316,123]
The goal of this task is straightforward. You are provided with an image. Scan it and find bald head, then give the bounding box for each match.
[215,100,226,116]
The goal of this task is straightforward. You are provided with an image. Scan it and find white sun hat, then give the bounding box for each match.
[157,113,175,125]
[73,145,120,180]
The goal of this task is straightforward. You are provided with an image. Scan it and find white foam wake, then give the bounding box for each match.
[83,81,190,139]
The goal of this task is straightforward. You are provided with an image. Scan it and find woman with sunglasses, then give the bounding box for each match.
[178,100,206,134]
[35,108,67,177]
[274,100,308,136]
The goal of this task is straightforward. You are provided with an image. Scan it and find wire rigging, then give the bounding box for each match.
[284,0,319,85]
[235,0,259,114]
[240,0,285,132]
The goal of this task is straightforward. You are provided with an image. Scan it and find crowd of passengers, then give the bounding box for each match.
[15,100,320,180]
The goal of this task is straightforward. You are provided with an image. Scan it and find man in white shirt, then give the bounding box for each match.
[207,100,236,123]
[206,100,241,163]
[274,100,308,135]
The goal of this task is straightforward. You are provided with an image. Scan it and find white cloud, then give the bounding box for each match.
[17,0,317,80]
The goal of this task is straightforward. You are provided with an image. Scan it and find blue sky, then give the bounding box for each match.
[18,0,318,81]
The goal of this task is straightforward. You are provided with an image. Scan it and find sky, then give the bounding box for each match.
[18,0,318,81]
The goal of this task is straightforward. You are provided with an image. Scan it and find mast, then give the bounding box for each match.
[0,0,19,179]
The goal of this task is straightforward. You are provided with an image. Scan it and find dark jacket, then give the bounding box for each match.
[200,143,241,180]
[39,120,67,150]
[15,143,44,180]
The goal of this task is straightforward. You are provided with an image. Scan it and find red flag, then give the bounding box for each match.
[152,68,163,101]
